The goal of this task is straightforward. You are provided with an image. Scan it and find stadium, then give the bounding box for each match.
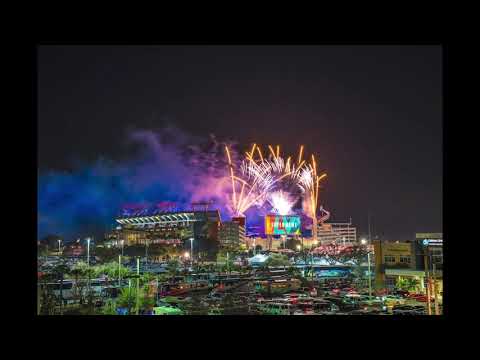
[105,144,360,258]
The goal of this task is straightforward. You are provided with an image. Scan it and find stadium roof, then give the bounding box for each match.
[116,209,221,225]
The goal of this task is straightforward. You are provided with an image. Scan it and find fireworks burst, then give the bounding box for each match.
[224,144,327,219]
[268,190,297,215]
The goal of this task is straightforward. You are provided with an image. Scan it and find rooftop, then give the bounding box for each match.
[116,209,221,225]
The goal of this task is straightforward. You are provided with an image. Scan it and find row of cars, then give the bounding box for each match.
[38,256,97,272]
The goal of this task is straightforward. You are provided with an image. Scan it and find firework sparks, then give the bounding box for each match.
[268,190,297,215]
[224,144,327,218]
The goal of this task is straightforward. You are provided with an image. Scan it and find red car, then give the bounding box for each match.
[408,293,434,303]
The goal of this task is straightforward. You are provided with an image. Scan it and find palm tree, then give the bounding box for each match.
[69,267,85,304]
[39,272,57,315]
[167,259,180,281]
[51,261,70,314]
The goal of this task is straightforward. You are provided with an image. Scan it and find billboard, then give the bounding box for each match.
[265,215,301,235]
[382,242,412,256]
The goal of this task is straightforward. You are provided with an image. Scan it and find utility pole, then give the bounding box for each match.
[433,262,440,315]
[145,240,148,264]
[118,254,121,287]
[136,257,140,315]
[368,213,371,244]
[423,249,432,315]
[367,252,372,299]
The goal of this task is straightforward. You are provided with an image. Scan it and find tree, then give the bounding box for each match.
[101,298,117,315]
[313,243,344,265]
[94,246,119,263]
[336,245,370,286]
[396,277,420,292]
[39,272,58,315]
[287,266,302,278]
[339,245,369,266]
[93,261,130,280]
[264,253,291,267]
[69,267,86,304]
[285,238,302,251]
[71,261,96,305]
[51,261,70,314]
[116,285,154,314]
[116,287,136,314]
[166,259,180,280]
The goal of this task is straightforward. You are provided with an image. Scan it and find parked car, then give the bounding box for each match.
[408,293,435,303]
[382,295,406,307]
[392,289,410,297]
[392,304,426,315]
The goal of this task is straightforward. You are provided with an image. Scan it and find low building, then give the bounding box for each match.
[219,220,246,248]
[316,221,357,245]
[373,233,442,300]
[63,243,85,257]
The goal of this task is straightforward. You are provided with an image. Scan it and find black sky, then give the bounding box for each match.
[38,45,442,240]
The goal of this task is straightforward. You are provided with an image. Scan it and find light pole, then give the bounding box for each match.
[184,252,190,274]
[121,239,124,257]
[86,237,91,305]
[145,239,149,265]
[87,238,91,267]
[190,237,194,262]
[57,239,62,256]
[136,257,140,315]
[253,238,256,255]
[227,252,230,276]
[361,238,372,298]
[118,254,122,287]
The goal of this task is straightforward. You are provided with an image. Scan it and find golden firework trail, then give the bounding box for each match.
[225,144,327,217]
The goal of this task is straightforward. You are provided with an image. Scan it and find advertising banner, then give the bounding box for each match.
[265,215,301,235]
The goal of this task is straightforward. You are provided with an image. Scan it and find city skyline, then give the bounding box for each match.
[38,45,442,241]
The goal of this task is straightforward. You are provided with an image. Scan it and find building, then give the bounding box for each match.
[373,233,443,301]
[63,243,85,257]
[108,209,222,260]
[316,221,357,245]
[219,219,246,248]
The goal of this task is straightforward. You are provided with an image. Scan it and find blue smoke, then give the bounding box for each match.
[38,128,233,242]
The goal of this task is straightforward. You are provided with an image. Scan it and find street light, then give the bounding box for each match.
[367,251,372,299]
[86,238,91,266]
[296,244,301,252]
[361,237,372,298]
[121,239,124,257]
[86,237,91,305]
[189,237,194,261]
[184,251,190,259]
[57,239,62,255]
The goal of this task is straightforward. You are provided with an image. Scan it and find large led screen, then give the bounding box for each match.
[265,215,301,235]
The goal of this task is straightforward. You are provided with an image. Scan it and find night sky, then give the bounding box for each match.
[38,45,442,241]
